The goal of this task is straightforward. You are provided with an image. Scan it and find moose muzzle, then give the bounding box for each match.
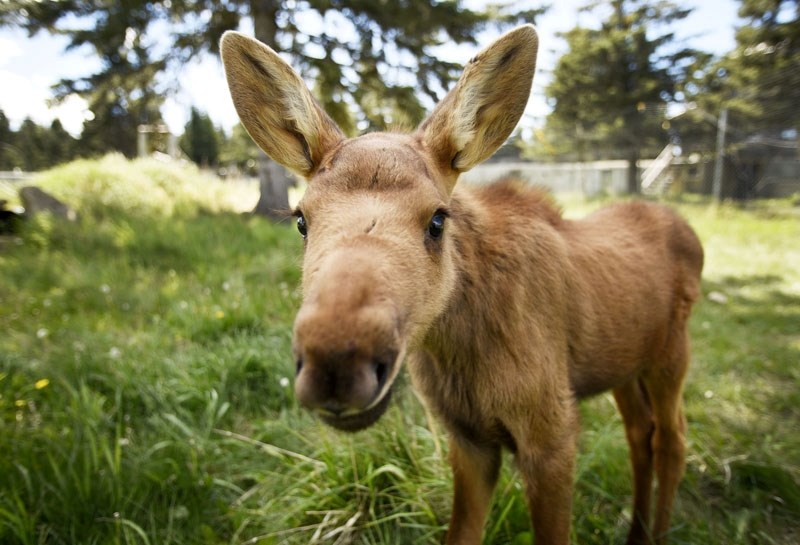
[292,248,403,432]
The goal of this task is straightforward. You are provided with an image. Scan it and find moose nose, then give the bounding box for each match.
[291,247,402,427]
[294,352,392,415]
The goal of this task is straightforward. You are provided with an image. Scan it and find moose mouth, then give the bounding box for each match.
[316,386,394,432]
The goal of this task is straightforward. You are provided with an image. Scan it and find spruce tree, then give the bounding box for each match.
[542,0,695,193]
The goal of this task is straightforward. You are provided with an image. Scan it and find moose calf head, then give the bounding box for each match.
[221,26,538,431]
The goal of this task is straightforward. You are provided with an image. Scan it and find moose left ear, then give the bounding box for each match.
[417,25,538,186]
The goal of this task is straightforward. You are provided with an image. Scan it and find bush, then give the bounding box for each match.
[29,154,237,219]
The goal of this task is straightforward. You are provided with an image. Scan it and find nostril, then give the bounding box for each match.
[373,361,388,389]
[295,357,304,376]
[322,400,345,417]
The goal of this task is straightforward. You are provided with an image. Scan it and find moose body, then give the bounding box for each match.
[222,25,703,545]
[413,181,703,545]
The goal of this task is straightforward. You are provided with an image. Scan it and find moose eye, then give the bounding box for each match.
[296,214,308,238]
[427,211,446,239]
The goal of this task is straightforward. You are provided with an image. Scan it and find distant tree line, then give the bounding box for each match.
[0,105,173,171]
[0,110,80,171]
[0,104,263,175]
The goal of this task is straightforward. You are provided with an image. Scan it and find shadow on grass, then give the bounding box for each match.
[705,273,783,290]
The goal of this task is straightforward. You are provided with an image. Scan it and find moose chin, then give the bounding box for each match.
[315,387,394,433]
[222,24,703,545]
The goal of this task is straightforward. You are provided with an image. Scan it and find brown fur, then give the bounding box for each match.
[221,25,704,545]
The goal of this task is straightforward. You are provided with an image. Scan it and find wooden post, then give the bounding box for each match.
[137,125,148,158]
[712,108,728,202]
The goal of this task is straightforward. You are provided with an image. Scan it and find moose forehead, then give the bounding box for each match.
[308,132,443,196]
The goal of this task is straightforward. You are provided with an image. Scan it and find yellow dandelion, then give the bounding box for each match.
[215,310,225,319]
[35,378,50,390]
[15,399,26,407]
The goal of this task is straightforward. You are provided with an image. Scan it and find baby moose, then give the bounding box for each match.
[221,25,703,545]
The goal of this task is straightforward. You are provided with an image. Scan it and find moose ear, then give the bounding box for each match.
[220,32,345,178]
[417,25,538,185]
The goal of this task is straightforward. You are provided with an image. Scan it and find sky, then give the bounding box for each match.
[0,0,742,137]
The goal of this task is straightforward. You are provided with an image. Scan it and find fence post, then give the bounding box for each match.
[712,107,728,201]
[137,125,148,158]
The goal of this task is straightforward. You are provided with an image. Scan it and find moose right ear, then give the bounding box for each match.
[416,25,538,191]
[220,32,345,178]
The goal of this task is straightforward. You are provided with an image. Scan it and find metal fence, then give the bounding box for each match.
[464,155,800,199]
[464,159,652,197]
[0,171,35,184]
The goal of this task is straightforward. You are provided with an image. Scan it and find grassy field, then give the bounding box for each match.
[1,157,798,544]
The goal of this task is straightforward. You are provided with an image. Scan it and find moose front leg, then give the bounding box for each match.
[514,405,579,545]
[445,437,501,545]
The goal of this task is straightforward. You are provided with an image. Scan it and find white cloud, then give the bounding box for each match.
[0,70,52,126]
[0,36,22,65]
[0,29,98,136]
[0,70,90,136]
[52,94,92,136]
[162,55,240,135]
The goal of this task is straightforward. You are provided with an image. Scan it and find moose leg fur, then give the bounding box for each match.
[644,332,690,545]
[514,405,579,545]
[445,438,502,545]
[614,379,656,545]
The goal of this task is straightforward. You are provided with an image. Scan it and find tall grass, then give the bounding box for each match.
[1,157,798,544]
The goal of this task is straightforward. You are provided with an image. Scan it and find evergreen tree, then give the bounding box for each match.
[675,1,799,146]
[0,113,82,171]
[46,119,77,167]
[181,107,220,167]
[3,0,169,158]
[672,0,799,198]
[727,0,799,133]
[542,0,695,193]
[15,119,47,171]
[219,123,261,176]
[692,0,800,140]
[0,110,20,170]
[1,0,545,216]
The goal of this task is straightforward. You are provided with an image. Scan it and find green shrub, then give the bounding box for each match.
[29,154,237,219]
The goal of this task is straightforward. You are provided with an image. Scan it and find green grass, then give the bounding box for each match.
[1,157,798,544]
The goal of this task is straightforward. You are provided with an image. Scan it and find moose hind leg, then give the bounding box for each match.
[613,379,655,545]
[644,333,690,545]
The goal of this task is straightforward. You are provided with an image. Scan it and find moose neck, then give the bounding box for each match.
[418,181,570,373]
[407,180,574,450]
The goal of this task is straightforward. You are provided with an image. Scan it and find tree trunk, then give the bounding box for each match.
[250,0,294,217]
[253,156,292,217]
